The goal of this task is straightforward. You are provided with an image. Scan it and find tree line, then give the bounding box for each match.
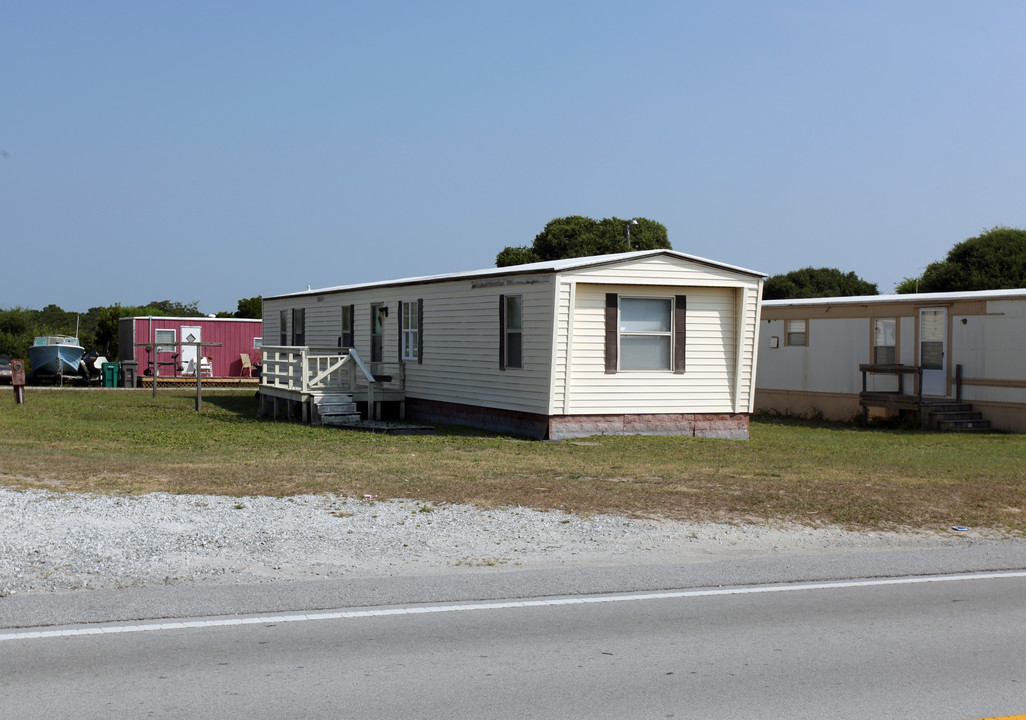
[5,223,1022,361]
[499,220,1026,300]
[740,226,1026,300]
[0,297,261,361]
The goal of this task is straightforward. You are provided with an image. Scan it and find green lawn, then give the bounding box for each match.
[1,389,1023,533]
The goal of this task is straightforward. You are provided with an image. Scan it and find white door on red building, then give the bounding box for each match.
[181,326,202,374]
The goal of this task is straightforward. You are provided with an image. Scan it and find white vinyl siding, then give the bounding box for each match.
[264,279,555,415]
[263,253,764,419]
[560,254,756,288]
[563,284,740,414]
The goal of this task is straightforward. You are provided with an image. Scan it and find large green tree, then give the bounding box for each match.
[762,267,878,300]
[143,299,204,317]
[496,216,671,266]
[896,226,1026,294]
[0,304,99,360]
[234,295,262,319]
[0,300,207,361]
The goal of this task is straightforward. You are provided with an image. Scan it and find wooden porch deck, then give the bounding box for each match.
[858,363,924,427]
[256,345,406,423]
[139,376,259,389]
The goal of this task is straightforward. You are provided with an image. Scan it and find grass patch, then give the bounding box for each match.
[0,390,1023,533]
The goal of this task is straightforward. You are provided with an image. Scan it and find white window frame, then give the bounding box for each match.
[503,295,523,369]
[873,318,896,364]
[154,328,176,355]
[785,319,807,347]
[402,301,419,361]
[619,296,673,371]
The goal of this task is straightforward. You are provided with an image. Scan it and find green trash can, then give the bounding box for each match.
[101,362,119,388]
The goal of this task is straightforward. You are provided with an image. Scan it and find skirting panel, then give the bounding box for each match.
[406,398,550,439]
[548,413,749,440]
[407,398,749,440]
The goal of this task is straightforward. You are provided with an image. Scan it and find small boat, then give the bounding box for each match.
[28,335,86,377]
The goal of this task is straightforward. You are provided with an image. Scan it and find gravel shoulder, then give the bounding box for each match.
[3,488,1020,597]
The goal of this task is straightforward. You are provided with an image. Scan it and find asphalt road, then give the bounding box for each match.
[2,546,1025,719]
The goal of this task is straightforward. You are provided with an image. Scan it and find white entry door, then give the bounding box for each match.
[181,326,202,374]
[919,308,947,396]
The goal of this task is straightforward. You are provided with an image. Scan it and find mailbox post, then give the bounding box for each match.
[11,358,26,404]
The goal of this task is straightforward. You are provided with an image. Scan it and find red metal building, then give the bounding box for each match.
[118,317,262,379]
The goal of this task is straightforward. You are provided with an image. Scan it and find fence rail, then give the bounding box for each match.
[259,346,405,414]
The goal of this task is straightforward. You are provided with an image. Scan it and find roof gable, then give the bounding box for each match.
[267,250,766,300]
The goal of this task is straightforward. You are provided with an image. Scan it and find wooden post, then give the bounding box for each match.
[135,341,222,410]
[918,366,925,429]
[195,353,203,412]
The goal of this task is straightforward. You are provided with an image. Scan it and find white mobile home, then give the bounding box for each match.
[261,250,765,439]
[755,289,1026,431]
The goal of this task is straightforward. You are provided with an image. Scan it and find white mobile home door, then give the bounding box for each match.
[181,326,202,371]
[919,309,947,396]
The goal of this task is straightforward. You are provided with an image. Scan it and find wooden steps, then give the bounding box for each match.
[311,392,362,427]
[924,401,992,432]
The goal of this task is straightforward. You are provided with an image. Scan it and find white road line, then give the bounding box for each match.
[3,570,1025,642]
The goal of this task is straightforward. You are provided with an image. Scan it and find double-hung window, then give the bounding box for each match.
[499,295,522,369]
[292,308,305,346]
[785,319,807,346]
[400,300,422,362]
[340,305,354,349]
[279,310,288,346]
[619,298,672,370]
[873,318,896,364]
[605,293,686,373]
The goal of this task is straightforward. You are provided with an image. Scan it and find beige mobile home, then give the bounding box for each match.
[755,289,1026,432]
[260,250,765,439]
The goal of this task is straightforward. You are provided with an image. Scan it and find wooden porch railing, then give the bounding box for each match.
[858,363,924,427]
[259,346,405,410]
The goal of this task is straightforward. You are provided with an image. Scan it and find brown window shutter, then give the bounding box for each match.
[417,298,424,364]
[397,301,403,361]
[605,293,618,374]
[674,295,687,374]
[499,295,506,370]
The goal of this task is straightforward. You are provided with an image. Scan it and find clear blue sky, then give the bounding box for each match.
[3,1,1024,314]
